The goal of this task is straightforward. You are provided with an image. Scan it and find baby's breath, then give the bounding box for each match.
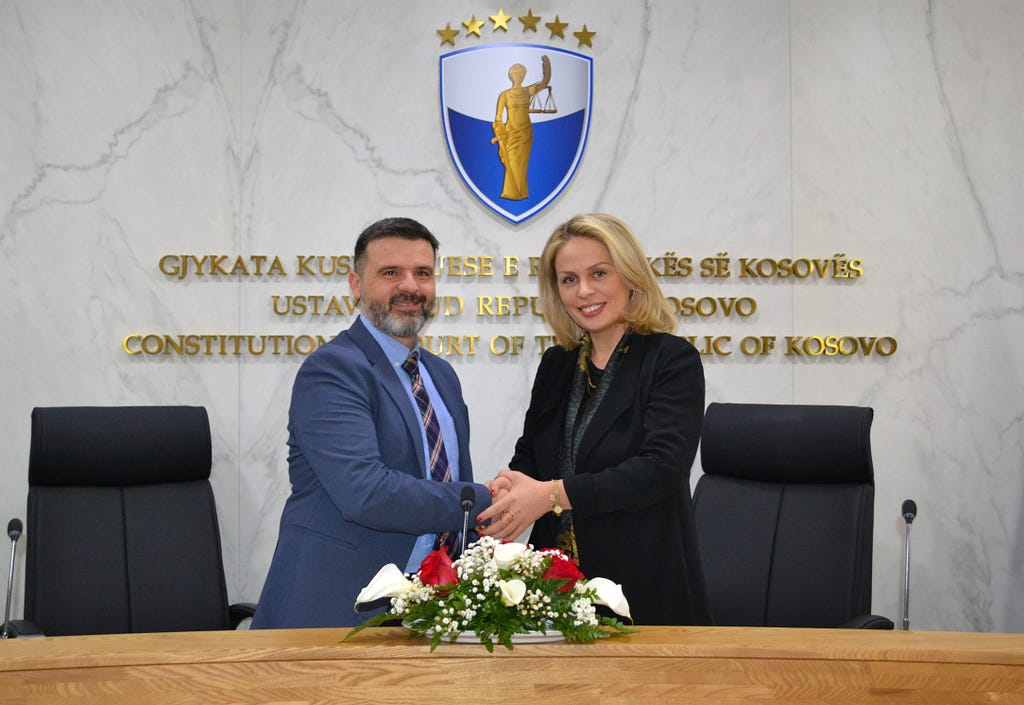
[345,536,634,652]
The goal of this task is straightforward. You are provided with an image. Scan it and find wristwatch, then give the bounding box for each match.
[550,480,564,516]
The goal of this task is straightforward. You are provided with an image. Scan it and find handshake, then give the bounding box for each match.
[475,470,567,542]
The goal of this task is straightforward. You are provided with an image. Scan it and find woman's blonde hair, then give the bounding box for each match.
[538,213,677,349]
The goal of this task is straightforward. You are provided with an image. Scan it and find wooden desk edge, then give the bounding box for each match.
[2,625,1023,673]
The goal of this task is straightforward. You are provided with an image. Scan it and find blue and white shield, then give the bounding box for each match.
[440,44,593,224]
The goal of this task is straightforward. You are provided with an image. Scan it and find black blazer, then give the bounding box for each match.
[510,333,711,625]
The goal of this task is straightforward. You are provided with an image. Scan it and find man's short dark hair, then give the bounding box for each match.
[353,217,440,274]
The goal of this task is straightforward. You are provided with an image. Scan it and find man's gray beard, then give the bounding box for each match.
[362,297,432,339]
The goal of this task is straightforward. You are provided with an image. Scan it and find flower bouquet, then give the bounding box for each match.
[344,536,634,652]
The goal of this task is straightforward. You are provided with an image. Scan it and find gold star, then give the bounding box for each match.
[546,15,568,39]
[490,8,512,31]
[463,14,485,37]
[519,9,541,32]
[436,22,459,46]
[573,24,596,48]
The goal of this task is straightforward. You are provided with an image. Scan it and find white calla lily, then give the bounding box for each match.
[498,579,527,607]
[492,541,529,568]
[355,563,414,605]
[586,577,631,619]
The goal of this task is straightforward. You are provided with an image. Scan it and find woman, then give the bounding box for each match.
[478,214,711,625]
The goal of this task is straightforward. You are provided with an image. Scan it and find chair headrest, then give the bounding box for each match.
[29,406,212,486]
[700,402,874,484]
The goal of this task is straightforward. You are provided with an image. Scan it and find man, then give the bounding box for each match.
[252,217,492,629]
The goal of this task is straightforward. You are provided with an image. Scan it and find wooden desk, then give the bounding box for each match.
[1,626,1022,704]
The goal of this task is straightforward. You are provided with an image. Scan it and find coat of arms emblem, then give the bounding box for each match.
[440,44,593,224]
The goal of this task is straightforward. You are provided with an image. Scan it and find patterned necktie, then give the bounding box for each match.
[401,350,458,557]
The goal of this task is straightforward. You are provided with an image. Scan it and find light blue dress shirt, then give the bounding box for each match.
[360,315,461,572]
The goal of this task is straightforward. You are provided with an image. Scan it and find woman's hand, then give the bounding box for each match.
[476,470,559,541]
[484,474,512,500]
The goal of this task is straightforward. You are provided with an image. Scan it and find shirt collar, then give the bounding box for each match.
[359,314,419,368]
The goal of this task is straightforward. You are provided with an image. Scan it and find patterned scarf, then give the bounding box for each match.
[554,330,632,563]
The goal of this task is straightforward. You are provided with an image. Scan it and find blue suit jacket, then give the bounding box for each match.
[252,318,490,628]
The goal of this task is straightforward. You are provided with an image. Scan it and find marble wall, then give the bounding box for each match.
[1,0,1021,633]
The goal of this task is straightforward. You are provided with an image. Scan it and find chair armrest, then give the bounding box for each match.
[229,602,258,629]
[840,614,895,629]
[4,619,46,638]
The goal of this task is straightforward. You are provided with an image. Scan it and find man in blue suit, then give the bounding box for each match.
[252,217,493,629]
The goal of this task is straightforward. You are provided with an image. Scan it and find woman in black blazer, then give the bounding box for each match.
[477,214,711,626]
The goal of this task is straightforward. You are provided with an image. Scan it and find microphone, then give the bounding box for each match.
[3,518,23,639]
[901,499,917,630]
[460,486,476,556]
[902,499,917,524]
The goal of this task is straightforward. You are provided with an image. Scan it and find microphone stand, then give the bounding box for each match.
[3,518,22,639]
[460,487,475,557]
[902,521,912,630]
[901,499,916,631]
[460,510,471,555]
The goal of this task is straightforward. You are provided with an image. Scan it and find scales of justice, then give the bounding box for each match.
[491,55,557,201]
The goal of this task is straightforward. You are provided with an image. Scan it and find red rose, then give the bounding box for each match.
[418,549,459,590]
[542,552,584,592]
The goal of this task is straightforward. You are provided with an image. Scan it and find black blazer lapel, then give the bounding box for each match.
[574,336,647,469]
[524,349,577,464]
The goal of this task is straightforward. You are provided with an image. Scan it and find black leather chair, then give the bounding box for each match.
[5,406,254,637]
[693,402,893,629]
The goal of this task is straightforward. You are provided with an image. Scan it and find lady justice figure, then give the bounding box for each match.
[492,55,551,200]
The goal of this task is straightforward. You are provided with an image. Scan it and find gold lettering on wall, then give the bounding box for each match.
[137,251,894,359]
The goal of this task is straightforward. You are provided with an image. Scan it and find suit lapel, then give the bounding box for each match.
[347,319,426,478]
[528,349,577,459]
[574,335,646,468]
[419,352,472,481]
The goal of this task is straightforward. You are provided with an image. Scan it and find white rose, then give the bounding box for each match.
[585,577,631,619]
[354,563,414,605]
[493,541,530,568]
[498,579,527,606]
